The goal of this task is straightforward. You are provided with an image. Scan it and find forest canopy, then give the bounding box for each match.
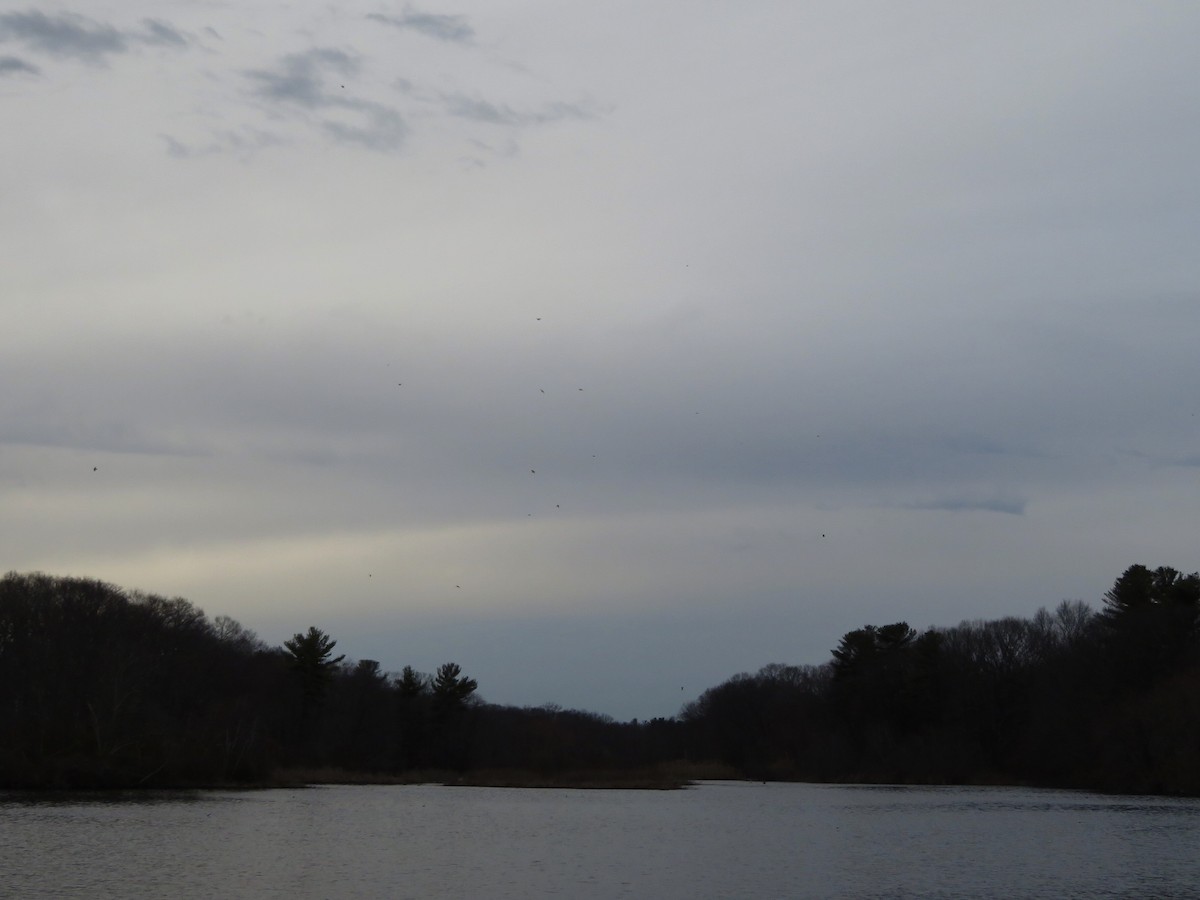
[1,564,1197,794]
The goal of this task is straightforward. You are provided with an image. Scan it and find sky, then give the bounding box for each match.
[3,1,1200,721]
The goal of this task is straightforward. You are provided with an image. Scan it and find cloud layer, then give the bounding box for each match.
[4,1,1200,718]
[0,10,188,62]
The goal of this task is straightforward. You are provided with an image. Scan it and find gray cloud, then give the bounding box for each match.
[0,417,207,460]
[0,10,126,62]
[245,48,406,151]
[140,19,188,49]
[246,47,358,107]
[367,9,473,43]
[160,134,192,159]
[904,497,1028,516]
[0,10,190,64]
[160,127,287,160]
[159,133,226,160]
[442,93,599,126]
[0,54,38,76]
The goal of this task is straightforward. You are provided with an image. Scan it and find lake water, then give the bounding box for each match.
[3,781,1199,898]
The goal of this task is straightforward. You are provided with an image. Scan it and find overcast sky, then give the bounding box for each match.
[3,2,1200,720]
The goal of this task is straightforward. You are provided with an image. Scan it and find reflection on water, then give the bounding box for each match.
[3,782,1199,899]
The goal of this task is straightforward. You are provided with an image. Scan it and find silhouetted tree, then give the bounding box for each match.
[324,659,393,770]
[396,665,427,698]
[429,662,479,770]
[831,622,924,743]
[432,662,478,711]
[283,627,345,702]
[392,666,431,770]
[1100,565,1200,689]
[283,626,345,749]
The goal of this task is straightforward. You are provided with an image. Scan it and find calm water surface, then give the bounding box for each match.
[2,781,1198,898]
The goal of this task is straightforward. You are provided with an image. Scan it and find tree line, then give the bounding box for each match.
[0,571,681,788]
[681,564,1200,794]
[1,564,1197,793]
